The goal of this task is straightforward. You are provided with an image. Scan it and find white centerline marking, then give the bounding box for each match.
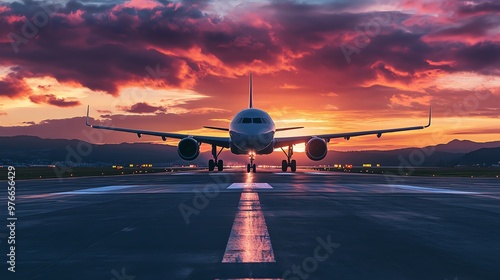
[222,192,275,263]
[227,183,273,189]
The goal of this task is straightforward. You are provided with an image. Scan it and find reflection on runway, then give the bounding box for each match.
[222,173,275,263]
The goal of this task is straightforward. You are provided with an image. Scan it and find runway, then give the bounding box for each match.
[3,170,500,280]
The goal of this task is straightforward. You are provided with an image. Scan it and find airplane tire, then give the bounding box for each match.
[217,160,223,171]
[208,159,215,171]
[252,164,256,173]
[247,164,251,173]
[291,160,297,172]
[281,160,288,172]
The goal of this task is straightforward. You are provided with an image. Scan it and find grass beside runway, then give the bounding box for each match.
[314,166,500,178]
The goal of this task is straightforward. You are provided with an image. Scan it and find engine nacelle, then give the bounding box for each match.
[306,137,328,161]
[177,137,200,161]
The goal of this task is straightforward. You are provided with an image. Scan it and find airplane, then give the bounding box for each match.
[86,74,432,173]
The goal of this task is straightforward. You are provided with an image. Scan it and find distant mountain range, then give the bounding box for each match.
[1,136,499,167]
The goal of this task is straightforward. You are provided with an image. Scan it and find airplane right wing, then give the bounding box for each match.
[274,107,432,148]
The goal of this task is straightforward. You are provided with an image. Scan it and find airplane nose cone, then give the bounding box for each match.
[231,131,274,151]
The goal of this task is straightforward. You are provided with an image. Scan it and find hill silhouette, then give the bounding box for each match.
[1,136,499,167]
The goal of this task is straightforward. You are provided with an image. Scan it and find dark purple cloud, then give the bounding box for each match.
[458,1,500,15]
[0,0,498,97]
[0,72,32,98]
[118,102,166,113]
[29,94,81,107]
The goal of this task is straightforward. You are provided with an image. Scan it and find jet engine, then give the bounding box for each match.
[177,137,200,161]
[306,137,328,161]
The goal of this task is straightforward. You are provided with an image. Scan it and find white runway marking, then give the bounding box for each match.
[273,172,295,175]
[305,172,336,175]
[381,184,479,194]
[56,185,138,194]
[222,192,275,263]
[227,183,273,189]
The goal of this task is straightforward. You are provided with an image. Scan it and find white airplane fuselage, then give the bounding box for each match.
[229,108,276,154]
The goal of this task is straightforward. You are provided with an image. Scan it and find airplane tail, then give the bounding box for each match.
[249,73,253,108]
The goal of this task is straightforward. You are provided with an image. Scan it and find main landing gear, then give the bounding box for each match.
[281,145,297,172]
[247,152,257,173]
[208,145,224,172]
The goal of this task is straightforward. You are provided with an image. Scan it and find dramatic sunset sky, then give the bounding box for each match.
[0,0,499,151]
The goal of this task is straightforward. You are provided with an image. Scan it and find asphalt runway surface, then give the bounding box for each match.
[1,169,500,280]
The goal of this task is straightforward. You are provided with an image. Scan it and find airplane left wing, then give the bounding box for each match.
[85,106,230,148]
[274,107,432,148]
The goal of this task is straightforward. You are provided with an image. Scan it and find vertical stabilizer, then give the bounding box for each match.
[249,73,253,108]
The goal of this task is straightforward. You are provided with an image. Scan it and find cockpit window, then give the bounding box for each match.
[242,118,252,123]
[253,118,263,123]
[262,118,268,124]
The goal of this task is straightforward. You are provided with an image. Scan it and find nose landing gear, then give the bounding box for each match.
[280,145,296,172]
[247,152,256,173]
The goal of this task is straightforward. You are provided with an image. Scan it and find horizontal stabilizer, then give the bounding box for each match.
[276,126,304,132]
[203,126,230,131]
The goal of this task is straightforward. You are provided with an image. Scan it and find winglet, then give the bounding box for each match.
[249,73,253,108]
[85,105,91,127]
[425,106,432,128]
